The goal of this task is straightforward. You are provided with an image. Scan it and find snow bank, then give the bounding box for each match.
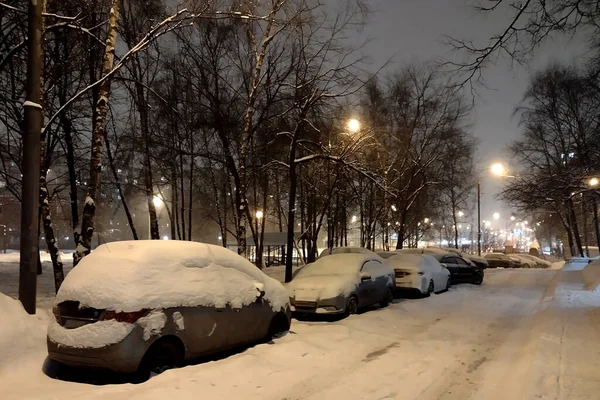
[173,311,185,331]
[55,241,289,313]
[0,294,49,371]
[47,319,134,349]
[582,260,600,290]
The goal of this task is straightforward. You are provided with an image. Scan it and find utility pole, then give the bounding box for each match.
[19,0,44,315]
[477,181,481,256]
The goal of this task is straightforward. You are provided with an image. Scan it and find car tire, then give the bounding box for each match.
[267,312,290,340]
[345,296,358,317]
[380,288,394,308]
[445,278,451,292]
[472,273,483,285]
[425,280,434,297]
[137,337,184,381]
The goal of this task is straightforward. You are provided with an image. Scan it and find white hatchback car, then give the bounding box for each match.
[385,253,451,296]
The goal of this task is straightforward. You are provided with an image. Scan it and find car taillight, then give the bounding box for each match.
[100,309,149,323]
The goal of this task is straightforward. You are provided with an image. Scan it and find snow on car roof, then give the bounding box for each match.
[386,253,438,270]
[298,253,383,277]
[55,241,289,313]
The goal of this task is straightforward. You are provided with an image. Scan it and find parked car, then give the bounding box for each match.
[48,241,291,379]
[442,248,489,269]
[484,253,521,268]
[287,253,394,316]
[376,251,398,259]
[319,246,377,258]
[508,254,535,268]
[385,253,451,295]
[396,248,484,284]
[517,254,552,268]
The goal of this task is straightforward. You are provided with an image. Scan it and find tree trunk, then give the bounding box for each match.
[74,0,120,265]
[105,134,137,239]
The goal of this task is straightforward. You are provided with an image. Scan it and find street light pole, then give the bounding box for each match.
[19,0,44,314]
[477,181,481,256]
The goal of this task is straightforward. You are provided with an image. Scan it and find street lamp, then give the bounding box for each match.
[255,210,264,220]
[491,163,506,176]
[589,177,599,187]
[347,118,360,133]
[493,212,500,220]
[510,215,516,221]
[457,210,464,217]
[153,195,163,208]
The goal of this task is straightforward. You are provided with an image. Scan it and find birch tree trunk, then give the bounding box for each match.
[74,0,121,265]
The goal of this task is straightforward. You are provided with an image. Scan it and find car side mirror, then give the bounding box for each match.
[440,263,447,268]
[360,272,372,281]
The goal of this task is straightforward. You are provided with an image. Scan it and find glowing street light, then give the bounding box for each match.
[510,215,516,221]
[351,215,358,223]
[493,212,500,220]
[153,195,163,208]
[347,118,360,133]
[457,211,464,217]
[491,163,507,177]
[255,210,264,220]
[391,204,397,212]
[485,221,492,228]
[424,217,430,223]
[589,177,599,187]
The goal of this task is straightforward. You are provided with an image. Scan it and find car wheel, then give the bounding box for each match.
[267,312,290,340]
[380,288,394,308]
[345,296,358,316]
[472,273,483,285]
[138,337,184,381]
[445,277,451,291]
[425,280,434,297]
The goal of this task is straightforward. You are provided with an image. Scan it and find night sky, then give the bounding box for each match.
[358,0,588,227]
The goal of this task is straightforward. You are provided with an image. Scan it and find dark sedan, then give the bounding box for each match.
[484,253,520,268]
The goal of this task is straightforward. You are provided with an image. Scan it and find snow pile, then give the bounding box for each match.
[582,260,600,290]
[47,319,134,348]
[0,294,49,371]
[288,253,392,299]
[55,241,289,313]
[138,309,167,341]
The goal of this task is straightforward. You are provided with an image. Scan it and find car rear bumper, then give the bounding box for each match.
[47,325,148,373]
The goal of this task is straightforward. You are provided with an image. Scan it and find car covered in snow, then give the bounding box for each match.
[513,253,552,268]
[396,248,484,285]
[318,246,377,258]
[287,253,394,316]
[385,253,451,295]
[484,253,521,268]
[47,241,291,378]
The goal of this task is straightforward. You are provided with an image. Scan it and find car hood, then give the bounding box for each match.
[287,275,358,300]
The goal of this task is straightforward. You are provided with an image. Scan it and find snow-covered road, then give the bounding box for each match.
[2,265,600,400]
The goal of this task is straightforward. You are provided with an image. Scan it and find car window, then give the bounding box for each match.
[361,259,381,272]
[455,257,469,266]
[441,256,456,264]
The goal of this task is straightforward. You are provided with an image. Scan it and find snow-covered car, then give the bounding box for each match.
[484,253,520,268]
[47,241,291,378]
[507,254,533,268]
[443,248,489,269]
[385,253,451,295]
[376,251,398,259]
[287,253,394,316]
[397,248,484,285]
[516,254,552,268]
[318,246,377,258]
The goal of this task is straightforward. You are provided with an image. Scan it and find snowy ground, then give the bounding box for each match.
[2,258,600,399]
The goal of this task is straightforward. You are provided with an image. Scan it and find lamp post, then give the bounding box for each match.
[477,181,481,256]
